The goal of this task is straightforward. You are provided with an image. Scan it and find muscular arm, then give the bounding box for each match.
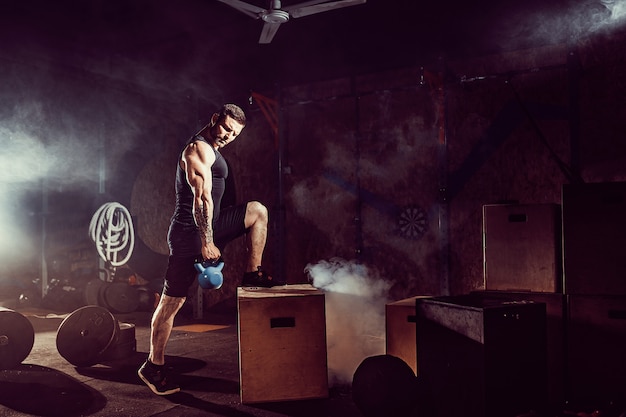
[181,141,220,260]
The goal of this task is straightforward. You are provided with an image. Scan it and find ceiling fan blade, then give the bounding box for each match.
[215,0,265,19]
[259,21,282,44]
[287,0,366,19]
[282,0,336,11]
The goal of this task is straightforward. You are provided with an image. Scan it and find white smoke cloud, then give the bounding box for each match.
[305,258,392,386]
[600,0,626,20]
[0,127,52,184]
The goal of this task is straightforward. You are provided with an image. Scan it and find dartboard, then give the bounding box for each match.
[397,205,428,240]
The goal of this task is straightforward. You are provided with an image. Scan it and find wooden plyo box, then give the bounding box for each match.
[473,290,566,409]
[483,203,561,293]
[237,284,328,404]
[562,181,626,295]
[566,294,626,405]
[385,296,431,375]
[416,295,548,417]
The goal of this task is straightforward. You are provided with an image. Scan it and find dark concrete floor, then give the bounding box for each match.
[0,302,364,417]
[6,294,625,417]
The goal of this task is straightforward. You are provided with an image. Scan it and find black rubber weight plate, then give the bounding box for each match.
[102,322,136,361]
[56,305,119,367]
[118,322,136,344]
[103,283,139,314]
[84,278,105,306]
[0,308,35,370]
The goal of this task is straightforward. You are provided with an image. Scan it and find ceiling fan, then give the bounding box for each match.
[216,0,367,44]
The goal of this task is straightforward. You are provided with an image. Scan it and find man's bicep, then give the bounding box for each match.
[183,145,213,195]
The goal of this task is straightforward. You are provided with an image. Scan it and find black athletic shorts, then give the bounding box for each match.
[163,203,248,297]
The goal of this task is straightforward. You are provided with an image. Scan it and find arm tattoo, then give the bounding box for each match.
[195,199,214,244]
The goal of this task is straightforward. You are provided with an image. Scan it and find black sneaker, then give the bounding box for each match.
[242,267,284,288]
[138,360,180,396]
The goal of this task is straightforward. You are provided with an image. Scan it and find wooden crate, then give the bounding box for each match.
[416,295,548,417]
[562,182,626,295]
[385,296,430,375]
[566,294,626,406]
[474,290,566,409]
[483,203,561,293]
[237,284,328,404]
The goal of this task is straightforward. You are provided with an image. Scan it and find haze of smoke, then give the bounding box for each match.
[0,127,50,184]
[0,105,107,188]
[0,121,52,267]
[0,99,137,275]
[488,0,626,55]
[600,0,626,20]
[0,183,34,269]
[305,258,392,386]
[0,122,94,272]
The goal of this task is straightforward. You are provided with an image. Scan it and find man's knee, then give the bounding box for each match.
[246,201,268,223]
[152,295,185,325]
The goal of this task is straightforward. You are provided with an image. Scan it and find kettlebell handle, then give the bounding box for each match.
[201,258,223,268]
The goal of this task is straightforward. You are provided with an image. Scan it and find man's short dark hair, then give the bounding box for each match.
[219,103,246,126]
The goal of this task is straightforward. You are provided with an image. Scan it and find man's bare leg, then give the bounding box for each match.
[138,294,185,395]
[148,294,186,365]
[244,201,268,272]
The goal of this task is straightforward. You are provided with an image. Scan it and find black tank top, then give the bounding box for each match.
[171,135,228,228]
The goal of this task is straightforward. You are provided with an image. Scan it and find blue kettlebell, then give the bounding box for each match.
[194,259,224,290]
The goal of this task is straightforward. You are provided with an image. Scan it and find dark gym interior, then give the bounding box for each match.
[1,0,626,416]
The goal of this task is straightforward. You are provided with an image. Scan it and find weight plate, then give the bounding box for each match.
[136,286,157,311]
[102,339,136,361]
[0,308,35,370]
[103,283,139,314]
[102,323,136,361]
[56,305,119,367]
[84,279,105,307]
[117,322,136,344]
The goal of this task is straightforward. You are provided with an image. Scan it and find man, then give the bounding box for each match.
[138,103,281,396]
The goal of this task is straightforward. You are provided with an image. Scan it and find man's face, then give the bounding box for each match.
[210,115,244,149]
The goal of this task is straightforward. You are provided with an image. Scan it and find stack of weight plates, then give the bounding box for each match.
[56,305,136,366]
[84,279,140,314]
[101,322,136,361]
